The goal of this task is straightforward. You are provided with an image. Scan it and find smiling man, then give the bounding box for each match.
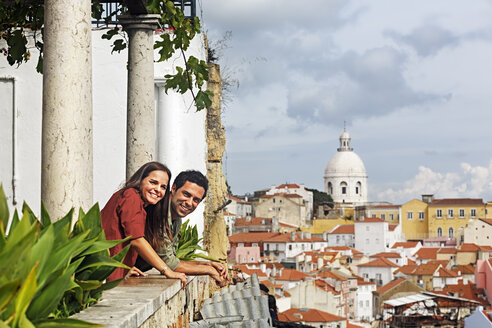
[136,170,229,287]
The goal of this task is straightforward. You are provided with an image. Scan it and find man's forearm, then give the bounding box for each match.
[174,260,214,275]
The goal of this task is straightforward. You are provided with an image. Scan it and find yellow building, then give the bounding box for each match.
[301,217,354,234]
[400,199,429,240]
[366,204,401,223]
[427,198,485,240]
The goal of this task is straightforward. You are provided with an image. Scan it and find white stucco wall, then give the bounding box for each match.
[0,28,207,236]
[355,221,388,255]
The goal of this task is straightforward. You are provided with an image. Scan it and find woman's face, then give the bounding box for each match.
[140,170,169,206]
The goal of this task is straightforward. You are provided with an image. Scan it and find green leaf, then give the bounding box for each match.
[74,280,102,291]
[0,280,19,311]
[77,237,130,257]
[13,264,37,328]
[0,185,9,232]
[76,254,129,273]
[86,244,130,282]
[40,202,51,228]
[29,224,54,284]
[72,204,101,240]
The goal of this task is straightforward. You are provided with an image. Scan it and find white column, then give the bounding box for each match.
[119,15,160,178]
[42,0,93,220]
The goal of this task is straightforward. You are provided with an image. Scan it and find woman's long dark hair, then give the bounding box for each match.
[122,161,172,250]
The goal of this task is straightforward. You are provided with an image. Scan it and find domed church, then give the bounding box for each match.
[324,128,368,205]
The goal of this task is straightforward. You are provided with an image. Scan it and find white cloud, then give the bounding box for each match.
[376,161,492,203]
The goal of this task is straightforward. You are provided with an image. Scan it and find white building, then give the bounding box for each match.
[357,257,399,286]
[224,194,252,217]
[0,29,208,235]
[324,128,368,205]
[464,218,492,245]
[355,218,402,255]
[263,232,329,264]
[356,281,376,322]
[327,224,355,247]
[266,183,314,221]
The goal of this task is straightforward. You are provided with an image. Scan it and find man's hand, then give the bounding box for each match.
[210,262,229,281]
[126,266,147,278]
[163,269,188,289]
[209,269,228,287]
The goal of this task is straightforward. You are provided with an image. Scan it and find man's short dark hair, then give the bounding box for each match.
[173,170,208,198]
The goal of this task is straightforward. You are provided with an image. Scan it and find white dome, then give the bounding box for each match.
[324,151,367,176]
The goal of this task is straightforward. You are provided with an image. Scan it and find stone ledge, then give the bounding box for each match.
[72,270,210,328]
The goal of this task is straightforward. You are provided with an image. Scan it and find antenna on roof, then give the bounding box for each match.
[344,120,346,132]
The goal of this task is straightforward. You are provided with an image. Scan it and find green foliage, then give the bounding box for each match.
[306,188,334,207]
[0,185,129,327]
[176,219,218,262]
[0,0,212,110]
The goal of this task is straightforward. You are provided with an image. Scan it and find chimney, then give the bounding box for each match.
[421,194,435,204]
[291,232,296,241]
[300,231,304,239]
[305,232,311,239]
[272,216,279,233]
[322,232,328,241]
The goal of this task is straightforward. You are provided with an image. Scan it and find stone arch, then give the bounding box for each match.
[340,181,348,195]
[328,181,333,194]
[356,181,362,195]
[437,227,442,237]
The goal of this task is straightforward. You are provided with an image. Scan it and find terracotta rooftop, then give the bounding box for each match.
[347,321,365,328]
[368,204,401,209]
[429,198,484,206]
[437,248,457,254]
[228,232,279,243]
[436,267,458,278]
[265,232,324,243]
[315,279,340,295]
[315,270,347,281]
[370,252,401,259]
[377,277,406,294]
[279,308,346,323]
[279,222,298,228]
[272,268,309,281]
[452,264,475,275]
[389,224,398,231]
[358,257,399,268]
[411,262,443,275]
[392,241,420,249]
[234,217,271,226]
[415,247,440,260]
[394,264,418,275]
[276,183,301,189]
[226,194,251,204]
[458,243,489,252]
[479,218,492,226]
[233,265,268,278]
[435,281,490,307]
[329,224,354,234]
[326,246,363,255]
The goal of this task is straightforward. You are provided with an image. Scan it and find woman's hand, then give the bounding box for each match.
[126,266,147,278]
[163,269,188,289]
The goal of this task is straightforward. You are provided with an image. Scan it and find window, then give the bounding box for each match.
[449,227,454,238]
[359,301,363,308]
[419,211,425,221]
[273,199,275,203]
[459,209,465,218]
[336,235,340,243]
[356,187,359,194]
[471,209,476,217]
[437,209,442,218]
[372,214,376,218]
[389,214,394,221]
[341,182,347,195]
[366,300,369,307]
[437,227,442,237]
[279,199,283,203]
[342,186,347,194]
[366,238,369,244]
[288,245,292,251]
[381,214,386,220]
[375,238,380,244]
[448,209,454,218]
[407,212,413,220]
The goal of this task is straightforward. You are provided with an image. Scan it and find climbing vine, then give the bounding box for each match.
[0,0,211,110]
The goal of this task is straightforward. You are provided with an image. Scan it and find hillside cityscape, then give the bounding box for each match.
[223,129,492,327]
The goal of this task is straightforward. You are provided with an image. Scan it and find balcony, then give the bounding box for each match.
[73,271,209,327]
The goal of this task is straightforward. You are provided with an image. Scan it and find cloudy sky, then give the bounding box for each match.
[199,0,492,204]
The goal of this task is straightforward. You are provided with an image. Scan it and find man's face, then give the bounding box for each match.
[170,181,205,218]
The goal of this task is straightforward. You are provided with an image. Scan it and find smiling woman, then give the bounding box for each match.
[100,161,187,286]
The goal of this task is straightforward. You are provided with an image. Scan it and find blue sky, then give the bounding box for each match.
[200,0,492,204]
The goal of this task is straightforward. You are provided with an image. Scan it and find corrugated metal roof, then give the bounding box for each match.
[190,273,273,328]
[384,293,435,307]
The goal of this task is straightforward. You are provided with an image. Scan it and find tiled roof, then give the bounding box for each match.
[368,204,401,209]
[358,257,399,268]
[429,198,484,206]
[272,269,309,281]
[229,232,279,243]
[357,218,385,223]
[347,321,365,328]
[394,264,417,275]
[326,246,363,255]
[411,262,443,275]
[435,281,490,306]
[392,241,420,249]
[233,265,268,278]
[438,248,457,254]
[377,278,406,294]
[415,247,440,260]
[192,273,271,328]
[279,222,298,228]
[315,279,340,295]
[265,233,324,243]
[223,211,235,215]
[452,264,475,275]
[407,259,416,265]
[436,267,458,278]
[279,308,346,323]
[389,224,398,231]
[329,224,354,234]
[276,183,300,189]
[235,217,271,226]
[315,271,347,281]
[459,243,480,252]
[226,194,251,204]
[479,218,492,226]
[370,252,401,259]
